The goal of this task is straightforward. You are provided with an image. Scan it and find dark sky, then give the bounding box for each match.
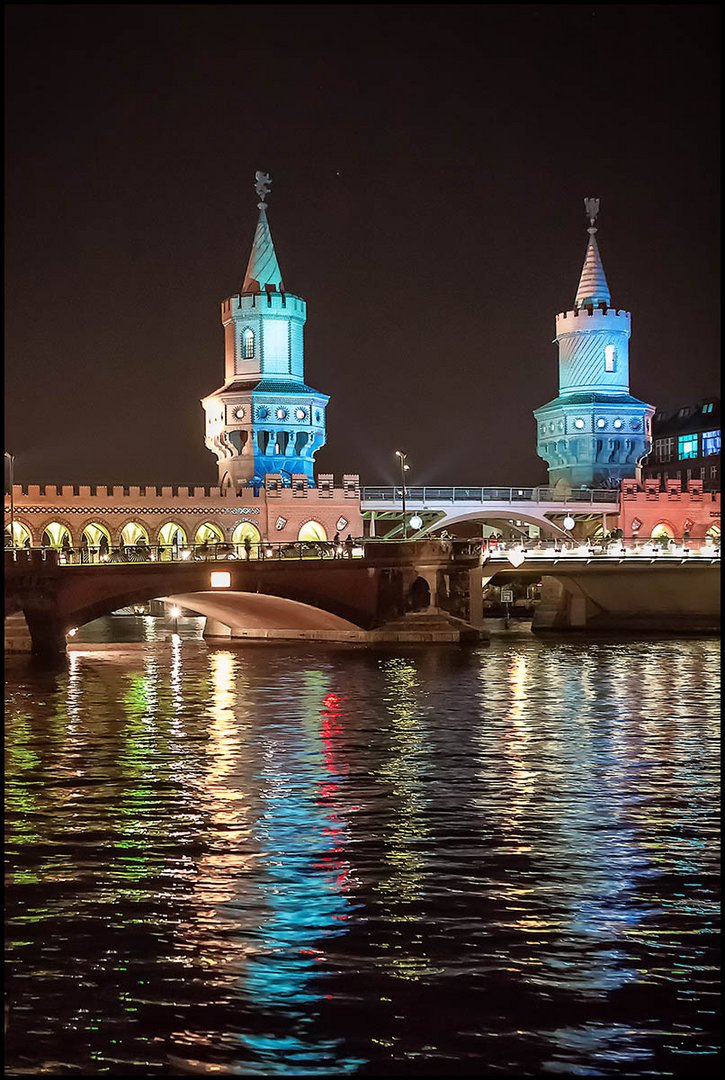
[5,4,720,488]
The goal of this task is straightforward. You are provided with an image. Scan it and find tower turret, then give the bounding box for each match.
[201,172,328,490]
[533,199,655,490]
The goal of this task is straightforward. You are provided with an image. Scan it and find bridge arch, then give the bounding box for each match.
[426,508,569,537]
[163,591,361,635]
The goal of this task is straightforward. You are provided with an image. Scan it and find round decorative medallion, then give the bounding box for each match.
[549,422,555,433]
[558,420,564,431]
[630,418,641,430]
[275,407,288,421]
[596,418,606,429]
[256,405,270,420]
[295,407,307,421]
[233,406,245,420]
[574,418,585,429]
[613,418,623,429]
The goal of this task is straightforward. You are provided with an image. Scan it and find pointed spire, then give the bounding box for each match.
[575,196,610,308]
[242,171,284,294]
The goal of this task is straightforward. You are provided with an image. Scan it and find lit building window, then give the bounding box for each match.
[702,429,720,456]
[243,328,255,359]
[702,403,713,414]
[711,466,718,479]
[655,437,674,462]
[678,433,699,459]
[604,345,616,372]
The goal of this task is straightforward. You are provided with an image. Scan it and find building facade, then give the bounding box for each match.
[534,198,655,490]
[641,398,720,492]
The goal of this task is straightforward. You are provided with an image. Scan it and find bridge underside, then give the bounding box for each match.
[166,591,362,635]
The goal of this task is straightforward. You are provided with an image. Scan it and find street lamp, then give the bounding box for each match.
[4,451,15,548]
[395,450,411,540]
[169,605,181,636]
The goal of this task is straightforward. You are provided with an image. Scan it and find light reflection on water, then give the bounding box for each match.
[4,633,720,1076]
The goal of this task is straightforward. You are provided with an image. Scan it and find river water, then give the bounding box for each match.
[5,619,720,1076]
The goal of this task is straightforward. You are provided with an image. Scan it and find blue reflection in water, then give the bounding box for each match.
[238,671,362,1074]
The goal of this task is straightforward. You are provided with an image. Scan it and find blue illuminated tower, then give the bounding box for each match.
[533,199,655,489]
[202,173,328,488]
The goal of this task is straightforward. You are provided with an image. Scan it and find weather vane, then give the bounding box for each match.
[584,196,600,234]
[255,171,272,209]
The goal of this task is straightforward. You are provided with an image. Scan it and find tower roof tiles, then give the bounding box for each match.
[575,230,610,309]
[242,206,284,294]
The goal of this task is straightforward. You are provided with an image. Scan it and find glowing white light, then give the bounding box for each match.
[210,571,231,588]
[169,606,181,619]
[409,515,423,530]
[563,515,575,530]
[67,627,78,637]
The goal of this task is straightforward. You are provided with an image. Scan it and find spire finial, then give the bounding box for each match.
[255,170,272,211]
[584,196,600,235]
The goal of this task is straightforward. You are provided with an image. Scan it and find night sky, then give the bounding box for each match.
[5,4,720,489]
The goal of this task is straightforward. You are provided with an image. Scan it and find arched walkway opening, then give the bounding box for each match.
[651,522,675,540]
[8,521,32,547]
[166,590,362,636]
[231,521,262,558]
[194,522,225,545]
[157,522,188,560]
[298,520,327,543]
[80,522,112,561]
[41,522,73,550]
[120,521,150,547]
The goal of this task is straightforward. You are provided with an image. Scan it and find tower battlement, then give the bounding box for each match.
[221,292,306,322]
[555,307,631,337]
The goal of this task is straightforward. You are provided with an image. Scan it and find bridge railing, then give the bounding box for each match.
[4,540,366,566]
[480,537,720,559]
[361,486,620,505]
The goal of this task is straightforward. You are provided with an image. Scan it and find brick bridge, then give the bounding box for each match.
[5,541,720,655]
[5,541,483,656]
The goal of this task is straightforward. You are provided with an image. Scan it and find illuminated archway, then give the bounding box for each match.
[650,522,675,539]
[120,521,150,546]
[298,520,327,543]
[41,522,73,549]
[157,522,188,561]
[81,522,112,549]
[10,521,33,547]
[194,522,225,545]
[231,521,262,558]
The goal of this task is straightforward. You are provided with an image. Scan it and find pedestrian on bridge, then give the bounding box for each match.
[344,534,354,558]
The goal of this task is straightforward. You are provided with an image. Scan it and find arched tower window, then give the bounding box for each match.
[243,328,255,359]
[604,345,616,372]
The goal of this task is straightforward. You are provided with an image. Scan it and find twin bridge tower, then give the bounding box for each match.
[202,179,654,491]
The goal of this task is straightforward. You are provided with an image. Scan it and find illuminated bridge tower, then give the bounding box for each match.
[202,173,328,489]
[533,199,655,490]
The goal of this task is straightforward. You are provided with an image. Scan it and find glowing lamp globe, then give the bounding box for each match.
[409,515,423,530]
